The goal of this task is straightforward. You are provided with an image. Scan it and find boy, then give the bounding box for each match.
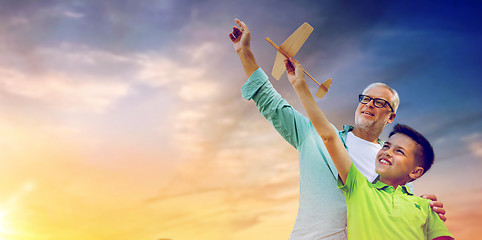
[285,58,453,239]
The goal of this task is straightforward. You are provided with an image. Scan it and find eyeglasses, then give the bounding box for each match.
[358,94,394,112]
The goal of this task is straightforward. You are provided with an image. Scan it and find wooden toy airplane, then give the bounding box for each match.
[265,22,332,98]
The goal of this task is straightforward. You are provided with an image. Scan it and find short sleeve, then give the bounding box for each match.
[425,204,454,240]
[337,163,363,199]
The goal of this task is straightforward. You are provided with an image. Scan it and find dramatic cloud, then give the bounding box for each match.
[137,54,205,87]
[0,1,479,239]
[0,66,130,113]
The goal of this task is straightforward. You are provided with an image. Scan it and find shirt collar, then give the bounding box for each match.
[341,125,384,146]
[372,179,414,196]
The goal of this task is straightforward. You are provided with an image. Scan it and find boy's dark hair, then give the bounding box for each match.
[389,124,434,176]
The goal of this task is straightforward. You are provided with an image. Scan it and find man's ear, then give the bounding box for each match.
[409,166,424,180]
[387,112,396,124]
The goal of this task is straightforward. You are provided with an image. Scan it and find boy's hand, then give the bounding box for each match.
[229,19,251,53]
[285,58,305,86]
[422,194,447,222]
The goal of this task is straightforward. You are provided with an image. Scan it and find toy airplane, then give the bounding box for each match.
[265,22,332,98]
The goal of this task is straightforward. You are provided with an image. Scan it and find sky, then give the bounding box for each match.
[0,0,481,239]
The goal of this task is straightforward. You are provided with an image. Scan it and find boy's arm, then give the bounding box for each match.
[286,59,352,183]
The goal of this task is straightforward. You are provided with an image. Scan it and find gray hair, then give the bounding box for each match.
[362,83,400,112]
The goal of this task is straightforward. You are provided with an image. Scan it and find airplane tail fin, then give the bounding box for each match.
[316,78,332,99]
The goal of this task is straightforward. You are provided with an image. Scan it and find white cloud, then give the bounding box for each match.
[0,43,139,113]
[63,10,84,19]
[136,41,223,102]
[136,54,205,87]
[7,16,29,27]
[183,41,219,62]
[5,181,36,207]
[37,43,132,68]
[178,80,219,101]
[0,37,225,115]
[462,133,482,157]
[170,109,207,155]
[0,66,130,113]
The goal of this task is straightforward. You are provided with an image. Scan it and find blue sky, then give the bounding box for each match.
[0,0,480,239]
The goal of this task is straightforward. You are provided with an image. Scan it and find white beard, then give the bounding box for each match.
[355,114,390,134]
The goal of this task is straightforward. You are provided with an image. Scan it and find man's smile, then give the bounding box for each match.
[361,111,375,116]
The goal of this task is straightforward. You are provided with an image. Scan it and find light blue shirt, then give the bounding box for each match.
[241,68,404,240]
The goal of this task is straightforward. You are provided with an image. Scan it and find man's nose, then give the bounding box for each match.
[366,99,376,108]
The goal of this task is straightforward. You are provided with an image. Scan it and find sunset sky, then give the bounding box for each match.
[0,0,481,239]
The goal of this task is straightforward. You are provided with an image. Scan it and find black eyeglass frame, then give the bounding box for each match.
[358,94,394,112]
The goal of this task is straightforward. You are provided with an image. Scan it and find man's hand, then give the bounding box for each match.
[228,19,258,77]
[422,194,447,222]
[285,58,305,86]
[229,19,251,53]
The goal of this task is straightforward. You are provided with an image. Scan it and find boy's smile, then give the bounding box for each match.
[379,158,391,165]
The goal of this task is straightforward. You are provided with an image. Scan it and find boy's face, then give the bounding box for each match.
[375,133,424,184]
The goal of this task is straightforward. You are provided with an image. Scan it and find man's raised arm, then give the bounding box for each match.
[228,19,314,149]
[229,19,259,78]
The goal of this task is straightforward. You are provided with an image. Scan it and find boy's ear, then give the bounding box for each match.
[409,166,424,180]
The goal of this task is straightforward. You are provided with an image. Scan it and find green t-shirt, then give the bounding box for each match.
[337,163,453,240]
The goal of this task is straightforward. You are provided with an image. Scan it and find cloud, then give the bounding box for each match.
[136,54,205,88]
[0,66,130,113]
[136,40,222,82]
[148,117,300,223]
[178,80,219,101]
[0,38,219,114]
[0,40,142,113]
[4,181,36,208]
[461,133,482,157]
[63,10,84,19]
[34,43,134,73]
[171,109,208,156]
[180,41,218,63]
[135,37,236,158]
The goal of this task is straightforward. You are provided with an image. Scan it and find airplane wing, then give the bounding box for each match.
[271,22,314,80]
